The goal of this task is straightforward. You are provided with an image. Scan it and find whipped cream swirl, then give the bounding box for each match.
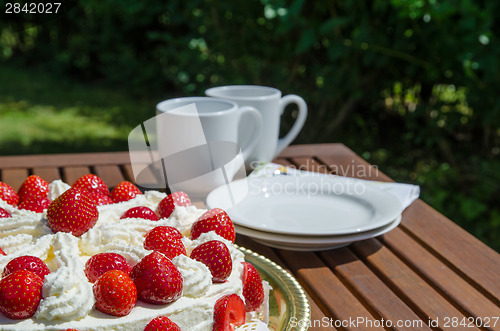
[36,233,94,321]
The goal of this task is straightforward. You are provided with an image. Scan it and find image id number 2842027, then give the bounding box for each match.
[5,2,61,14]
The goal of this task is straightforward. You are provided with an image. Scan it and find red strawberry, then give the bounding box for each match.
[143,226,185,259]
[46,187,99,236]
[94,194,114,206]
[190,240,232,283]
[0,207,11,218]
[0,182,19,206]
[144,316,182,331]
[18,175,49,202]
[17,196,51,213]
[121,206,159,221]
[190,208,235,243]
[130,251,183,304]
[156,191,191,219]
[213,294,246,331]
[72,174,110,199]
[93,270,137,317]
[0,270,43,319]
[241,262,264,311]
[0,247,6,256]
[110,181,142,203]
[84,252,132,283]
[3,255,50,280]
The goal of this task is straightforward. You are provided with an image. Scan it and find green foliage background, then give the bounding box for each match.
[1,0,499,250]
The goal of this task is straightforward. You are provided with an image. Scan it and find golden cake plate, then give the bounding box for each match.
[238,246,311,331]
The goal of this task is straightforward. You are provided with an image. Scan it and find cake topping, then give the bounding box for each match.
[93,270,137,317]
[190,208,236,243]
[0,182,19,207]
[35,232,94,322]
[121,206,159,221]
[3,255,50,280]
[144,226,186,259]
[46,187,99,237]
[190,240,233,283]
[110,181,142,203]
[156,191,191,219]
[18,196,51,213]
[130,251,183,305]
[84,252,132,283]
[0,270,43,319]
[0,207,11,218]
[72,174,110,199]
[171,254,211,298]
[144,315,181,331]
[242,262,265,312]
[213,293,246,331]
[18,175,50,203]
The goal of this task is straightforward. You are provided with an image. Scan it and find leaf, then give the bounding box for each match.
[295,28,316,54]
[319,17,350,35]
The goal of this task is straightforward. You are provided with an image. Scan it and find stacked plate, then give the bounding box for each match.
[206,175,404,251]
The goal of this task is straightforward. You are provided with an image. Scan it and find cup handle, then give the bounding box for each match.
[238,106,263,160]
[276,94,308,156]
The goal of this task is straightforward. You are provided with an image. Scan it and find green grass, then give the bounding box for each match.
[0,63,162,155]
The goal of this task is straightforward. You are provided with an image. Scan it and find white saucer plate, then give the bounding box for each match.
[207,175,403,236]
[235,215,402,251]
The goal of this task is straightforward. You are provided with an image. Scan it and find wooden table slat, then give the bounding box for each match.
[380,227,500,321]
[32,167,61,184]
[62,166,92,185]
[320,247,431,330]
[94,165,126,189]
[351,239,481,330]
[0,152,131,169]
[236,236,335,330]
[402,200,500,304]
[278,250,385,331]
[1,168,30,191]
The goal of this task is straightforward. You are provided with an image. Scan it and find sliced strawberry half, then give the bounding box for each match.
[0,207,11,218]
[93,270,137,317]
[0,182,19,206]
[0,270,44,319]
[242,262,264,311]
[190,240,232,283]
[110,181,142,203]
[3,255,50,280]
[121,206,159,221]
[144,316,182,331]
[130,251,183,304]
[46,187,99,236]
[17,196,51,213]
[190,208,235,243]
[156,191,191,219]
[72,174,110,199]
[84,252,133,283]
[213,293,246,331]
[0,247,6,256]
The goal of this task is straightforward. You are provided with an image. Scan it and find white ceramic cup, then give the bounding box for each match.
[205,85,307,166]
[155,97,262,197]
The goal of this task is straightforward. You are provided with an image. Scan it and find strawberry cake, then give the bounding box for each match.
[0,175,271,330]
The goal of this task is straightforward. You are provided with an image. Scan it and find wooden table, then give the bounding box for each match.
[0,143,499,330]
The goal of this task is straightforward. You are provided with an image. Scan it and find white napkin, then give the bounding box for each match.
[249,162,420,210]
